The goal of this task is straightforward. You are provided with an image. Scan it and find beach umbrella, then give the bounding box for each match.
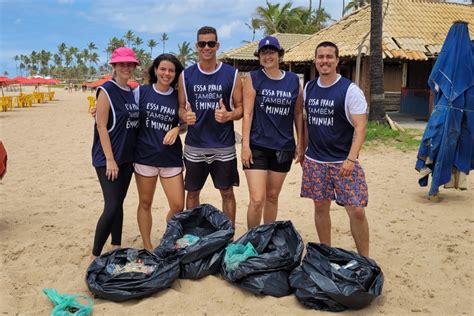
[30,77,53,91]
[12,76,33,84]
[0,76,8,96]
[416,21,474,198]
[0,77,19,96]
[12,76,34,93]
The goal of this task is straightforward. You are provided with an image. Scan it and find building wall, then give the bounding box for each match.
[384,62,403,92]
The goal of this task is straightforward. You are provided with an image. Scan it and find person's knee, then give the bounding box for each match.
[314,200,330,214]
[138,198,153,211]
[169,200,184,212]
[104,201,123,215]
[249,196,265,210]
[266,191,279,204]
[220,187,235,201]
[187,190,200,200]
[348,207,366,221]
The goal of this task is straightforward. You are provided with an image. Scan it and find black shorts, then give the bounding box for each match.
[243,144,293,173]
[184,157,239,191]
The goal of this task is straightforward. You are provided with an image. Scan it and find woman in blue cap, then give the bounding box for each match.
[241,35,304,228]
[91,47,140,260]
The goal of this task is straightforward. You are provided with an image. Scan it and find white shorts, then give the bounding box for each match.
[134,163,183,178]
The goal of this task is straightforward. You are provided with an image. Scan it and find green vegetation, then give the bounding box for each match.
[13,30,196,81]
[251,1,331,36]
[365,121,422,151]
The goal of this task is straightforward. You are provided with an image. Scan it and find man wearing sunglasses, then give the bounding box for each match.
[178,26,243,224]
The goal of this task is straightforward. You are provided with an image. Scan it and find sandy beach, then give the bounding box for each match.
[0,88,472,315]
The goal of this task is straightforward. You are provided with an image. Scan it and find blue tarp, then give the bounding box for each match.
[416,22,474,196]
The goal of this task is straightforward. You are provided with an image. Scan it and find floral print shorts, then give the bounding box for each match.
[300,158,368,207]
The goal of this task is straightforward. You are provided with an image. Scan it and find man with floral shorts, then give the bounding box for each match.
[301,41,369,257]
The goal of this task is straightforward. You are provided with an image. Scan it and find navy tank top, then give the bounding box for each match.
[250,69,300,151]
[92,80,139,167]
[182,63,238,148]
[134,85,183,167]
[304,76,353,162]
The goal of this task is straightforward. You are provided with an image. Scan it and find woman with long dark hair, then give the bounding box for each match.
[134,54,185,250]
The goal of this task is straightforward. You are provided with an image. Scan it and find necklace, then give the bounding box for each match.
[262,68,283,79]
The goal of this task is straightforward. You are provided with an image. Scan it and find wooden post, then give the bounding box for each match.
[402,62,407,88]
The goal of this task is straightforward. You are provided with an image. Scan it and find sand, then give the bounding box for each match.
[0,88,472,315]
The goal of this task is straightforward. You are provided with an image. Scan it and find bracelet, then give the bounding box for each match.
[346,158,357,163]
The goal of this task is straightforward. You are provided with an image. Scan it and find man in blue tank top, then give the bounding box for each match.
[178,26,243,223]
[301,41,370,257]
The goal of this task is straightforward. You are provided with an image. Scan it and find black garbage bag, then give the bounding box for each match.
[289,243,384,312]
[156,204,234,279]
[86,248,179,302]
[221,220,304,297]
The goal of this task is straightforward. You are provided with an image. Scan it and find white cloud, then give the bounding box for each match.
[218,20,244,39]
[89,0,258,35]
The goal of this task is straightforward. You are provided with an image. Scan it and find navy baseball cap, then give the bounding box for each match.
[257,36,282,53]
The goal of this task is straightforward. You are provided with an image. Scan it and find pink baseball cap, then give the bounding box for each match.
[109,47,140,65]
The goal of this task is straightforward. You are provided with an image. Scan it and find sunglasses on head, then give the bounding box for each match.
[197,40,218,48]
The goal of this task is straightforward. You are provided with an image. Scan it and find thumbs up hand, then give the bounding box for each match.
[185,102,196,125]
[215,98,230,123]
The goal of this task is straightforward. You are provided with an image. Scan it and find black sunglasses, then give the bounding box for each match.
[197,40,218,48]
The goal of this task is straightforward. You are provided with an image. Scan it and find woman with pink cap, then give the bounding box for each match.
[90,47,140,260]
[241,36,304,228]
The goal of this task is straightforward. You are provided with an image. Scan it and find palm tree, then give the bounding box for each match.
[53,54,62,76]
[39,50,51,76]
[20,55,31,76]
[88,42,97,52]
[147,39,158,56]
[368,0,385,122]
[53,53,62,71]
[106,37,126,61]
[89,52,99,68]
[68,46,79,67]
[134,48,151,74]
[14,55,19,76]
[344,0,370,14]
[30,51,39,75]
[160,33,169,53]
[134,36,144,50]
[64,51,73,68]
[253,1,294,35]
[245,19,260,42]
[287,5,330,33]
[57,43,67,66]
[252,1,330,35]
[174,41,197,67]
[123,30,135,47]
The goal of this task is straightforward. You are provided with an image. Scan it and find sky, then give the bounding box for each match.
[0,0,469,77]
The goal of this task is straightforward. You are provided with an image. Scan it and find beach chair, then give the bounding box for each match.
[48,92,55,101]
[24,94,33,107]
[5,96,13,110]
[33,92,41,103]
[1,97,8,112]
[13,96,22,108]
[87,96,96,111]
